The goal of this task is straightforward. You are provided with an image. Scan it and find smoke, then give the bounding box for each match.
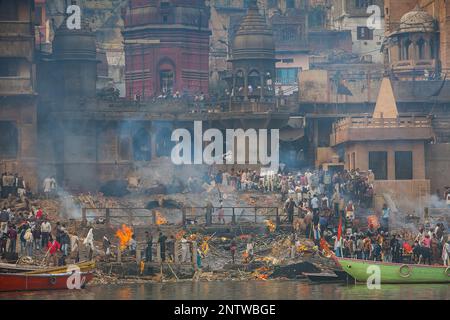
[57,188,82,220]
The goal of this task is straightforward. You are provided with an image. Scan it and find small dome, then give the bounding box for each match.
[52,16,97,61]
[232,1,275,61]
[398,5,436,33]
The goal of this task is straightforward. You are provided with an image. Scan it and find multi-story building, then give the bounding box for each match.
[121,0,211,100]
[330,0,385,63]
[0,0,38,191]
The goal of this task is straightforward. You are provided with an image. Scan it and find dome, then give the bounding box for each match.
[52,16,97,61]
[231,1,275,61]
[398,5,436,33]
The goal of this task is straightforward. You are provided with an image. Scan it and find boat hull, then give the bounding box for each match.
[336,258,450,284]
[0,261,95,275]
[0,272,94,292]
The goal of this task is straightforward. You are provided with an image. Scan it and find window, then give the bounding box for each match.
[417,39,425,60]
[286,0,295,9]
[276,68,298,85]
[357,27,373,40]
[281,28,296,41]
[395,151,413,180]
[160,2,170,8]
[0,58,19,77]
[355,0,374,9]
[162,15,168,23]
[0,122,18,159]
[402,39,412,60]
[282,58,294,63]
[0,0,18,21]
[369,151,388,180]
[160,70,174,94]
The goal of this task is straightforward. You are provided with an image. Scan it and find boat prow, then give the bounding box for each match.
[335,258,450,284]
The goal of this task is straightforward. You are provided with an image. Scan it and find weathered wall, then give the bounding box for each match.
[425,143,450,196]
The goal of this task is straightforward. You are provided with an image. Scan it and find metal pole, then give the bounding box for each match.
[232,207,236,225]
[254,207,257,223]
[105,208,111,227]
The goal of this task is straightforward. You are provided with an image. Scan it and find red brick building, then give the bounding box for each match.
[122,0,211,100]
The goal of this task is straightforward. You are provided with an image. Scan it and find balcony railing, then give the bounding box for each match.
[330,116,433,146]
[391,59,436,72]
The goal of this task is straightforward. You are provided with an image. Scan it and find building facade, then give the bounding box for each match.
[0,0,38,191]
[122,0,211,100]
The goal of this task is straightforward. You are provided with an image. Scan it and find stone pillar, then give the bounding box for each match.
[105,208,111,227]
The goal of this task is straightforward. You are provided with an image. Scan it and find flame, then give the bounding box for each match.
[264,220,276,233]
[242,251,249,263]
[320,238,334,257]
[116,224,133,251]
[155,210,168,225]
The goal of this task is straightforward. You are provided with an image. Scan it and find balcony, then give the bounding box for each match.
[391,59,436,75]
[330,117,433,146]
[0,77,34,95]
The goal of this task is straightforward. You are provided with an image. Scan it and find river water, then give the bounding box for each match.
[0,281,448,300]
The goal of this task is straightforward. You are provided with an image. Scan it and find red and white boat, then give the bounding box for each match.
[0,272,94,292]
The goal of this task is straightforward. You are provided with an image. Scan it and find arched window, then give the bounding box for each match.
[158,58,176,95]
[235,70,245,95]
[247,70,261,95]
[402,39,412,60]
[156,127,174,157]
[417,38,425,60]
[0,122,18,159]
[132,128,151,161]
[264,72,273,92]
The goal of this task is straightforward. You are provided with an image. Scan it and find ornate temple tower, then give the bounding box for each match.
[227,0,277,108]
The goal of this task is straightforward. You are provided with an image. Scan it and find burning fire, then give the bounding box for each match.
[155,210,168,225]
[116,224,133,251]
[242,251,249,263]
[264,220,276,233]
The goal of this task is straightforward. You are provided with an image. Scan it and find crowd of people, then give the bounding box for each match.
[0,206,95,267]
[1,172,30,200]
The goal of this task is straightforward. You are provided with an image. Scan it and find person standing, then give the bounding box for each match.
[205,201,213,226]
[158,232,167,262]
[32,223,41,251]
[217,206,225,224]
[70,233,80,263]
[60,230,70,257]
[24,228,33,257]
[285,197,297,224]
[442,238,449,266]
[47,235,61,266]
[40,219,51,249]
[421,234,432,265]
[145,231,153,262]
[7,224,17,253]
[129,235,137,257]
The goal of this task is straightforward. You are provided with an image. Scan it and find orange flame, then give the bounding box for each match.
[116,224,133,251]
[264,220,276,233]
[155,210,168,225]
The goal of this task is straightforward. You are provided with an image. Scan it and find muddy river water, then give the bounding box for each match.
[0,281,448,300]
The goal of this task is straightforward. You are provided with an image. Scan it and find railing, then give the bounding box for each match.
[333,116,432,132]
[81,206,281,227]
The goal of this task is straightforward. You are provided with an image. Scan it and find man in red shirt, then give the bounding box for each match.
[47,236,61,266]
[35,208,43,220]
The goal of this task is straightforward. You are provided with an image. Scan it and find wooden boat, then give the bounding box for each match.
[0,272,94,292]
[0,260,95,275]
[335,257,450,284]
[26,260,95,275]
